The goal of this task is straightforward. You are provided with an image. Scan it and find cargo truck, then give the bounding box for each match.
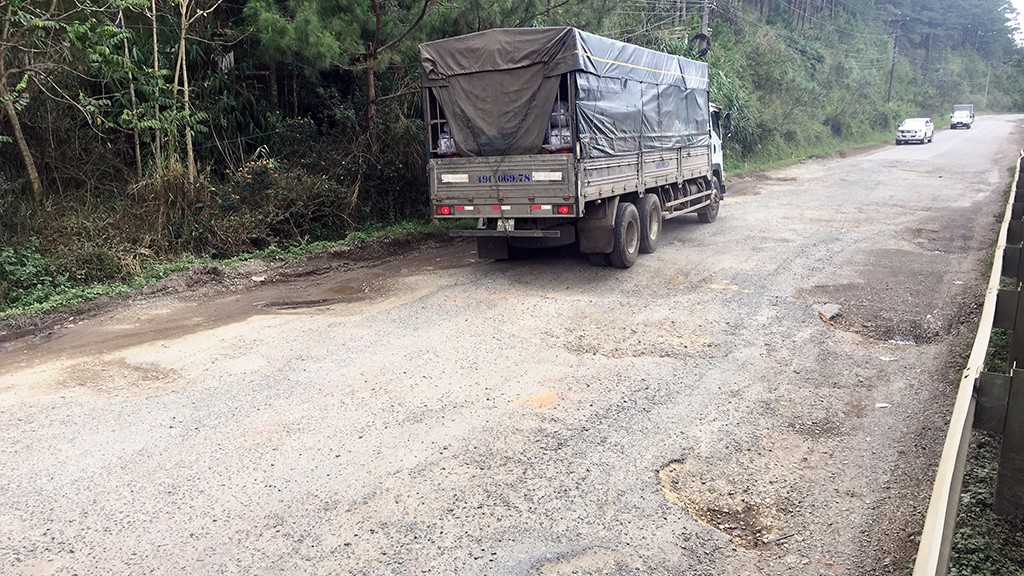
[950,104,974,129]
[419,27,730,268]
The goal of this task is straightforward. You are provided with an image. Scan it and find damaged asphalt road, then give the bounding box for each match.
[1,115,1022,575]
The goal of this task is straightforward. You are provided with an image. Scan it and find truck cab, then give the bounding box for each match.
[951,104,975,129]
[950,110,974,129]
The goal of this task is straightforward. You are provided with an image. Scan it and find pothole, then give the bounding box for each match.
[803,247,979,345]
[900,227,971,254]
[659,460,791,548]
[805,287,960,345]
[329,284,362,296]
[256,275,393,310]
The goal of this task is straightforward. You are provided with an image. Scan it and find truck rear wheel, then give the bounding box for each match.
[698,177,721,224]
[638,194,663,254]
[609,202,640,268]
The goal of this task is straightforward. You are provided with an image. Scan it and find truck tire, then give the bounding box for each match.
[638,194,663,254]
[609,202,640,269]
[698,177,721,224]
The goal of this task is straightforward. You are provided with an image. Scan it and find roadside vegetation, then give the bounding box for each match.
[949,188,1024,574]
[0,218,470,326]
[948,432,1024,576]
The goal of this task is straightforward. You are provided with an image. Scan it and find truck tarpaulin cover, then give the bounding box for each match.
[419,27,710,158]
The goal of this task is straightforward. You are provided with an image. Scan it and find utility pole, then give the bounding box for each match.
[984,65,992,108]
[924,31,932,70]
[693,0,711,56]
[701,0,710,36]
[886,16,906,103]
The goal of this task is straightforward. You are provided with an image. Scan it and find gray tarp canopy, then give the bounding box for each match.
[419,27,710,158]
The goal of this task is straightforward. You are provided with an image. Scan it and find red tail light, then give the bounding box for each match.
[556,205,573,215]
[437,205,452,216]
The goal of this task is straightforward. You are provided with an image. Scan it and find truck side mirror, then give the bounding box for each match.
[723,111,733,139]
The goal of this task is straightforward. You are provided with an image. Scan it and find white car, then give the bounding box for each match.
[896,118,934,145]
[950,110,974,129]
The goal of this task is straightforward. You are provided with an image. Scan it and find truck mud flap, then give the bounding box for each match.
[476,237,509,260]
[577,197,619,254]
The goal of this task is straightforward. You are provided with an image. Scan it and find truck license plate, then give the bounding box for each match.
[497,218,515,232]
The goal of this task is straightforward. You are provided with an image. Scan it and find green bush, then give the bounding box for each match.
[213,152,355,256]
[0,241,66,309]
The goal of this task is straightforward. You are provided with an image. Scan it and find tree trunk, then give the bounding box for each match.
[361,0,428,146]
[121,9,142,178]
[366,52,377,144]
[176,1,196,183]
[367,0,383,146]
[268,60,279,107]
[150,0,163,170]
[2,89,44,201]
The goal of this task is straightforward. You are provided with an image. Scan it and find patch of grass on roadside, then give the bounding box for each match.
[0,255,206,326]
[947,433,1024,576]
[218,218,470,265]
[729,129,894,176]
[0,219,469,324]
[984,328,1012,374]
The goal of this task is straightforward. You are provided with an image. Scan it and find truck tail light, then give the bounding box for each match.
[555,205,573,215]
[437,205,452,216]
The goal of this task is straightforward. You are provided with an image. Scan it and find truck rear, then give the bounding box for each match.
[419,27,728,268]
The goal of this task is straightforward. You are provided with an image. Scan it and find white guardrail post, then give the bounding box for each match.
[912,151,1024,576]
